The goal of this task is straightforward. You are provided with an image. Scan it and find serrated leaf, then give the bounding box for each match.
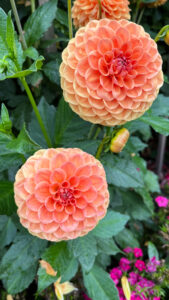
[136,188,154,214]
[0,232,47,294]
[141,115,169,136]
[0,103,12,133]
[115,228,140,248]
[43,56,61,85]
[69,234,97,271]
[23,47,39,60]
[83,264,119,300]
[24,0,58,46]
[97,238,122,255]
[0,8,7,42]
[0,216,17,249]
[102,155,144,188]
[144,171,160,193]
[7,125,41,155]
[0,181,16,215]
[41,242,78,283]
[92,210,129,239]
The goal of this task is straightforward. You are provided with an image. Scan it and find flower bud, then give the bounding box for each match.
[121,276,131,300]
[164,30,169,46]
[110,128,129,153]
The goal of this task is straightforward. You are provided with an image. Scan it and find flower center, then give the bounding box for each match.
[54,187,76,206]
[109,56,132,76]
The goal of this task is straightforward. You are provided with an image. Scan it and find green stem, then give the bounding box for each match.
[95,136,107,159]
[154,25,169,42]
[93,127,101,140]
[67,0,73,39]
[10,0,27,50]
[88,124,96,139]
[98,0,102,19]
[132,0,141,23]
[137,7,145,25]
[31,0,36,13]
[20,77,52,148]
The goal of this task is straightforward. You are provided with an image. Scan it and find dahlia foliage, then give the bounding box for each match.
[0,0,169,299]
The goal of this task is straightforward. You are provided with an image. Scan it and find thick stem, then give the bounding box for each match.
[20,77,52,147]
[98,0,102,19]
[10,0,27,50]
[31,0,36,13]
[67,0,73,39]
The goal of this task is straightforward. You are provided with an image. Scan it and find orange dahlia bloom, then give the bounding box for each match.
[60,19,163,126]
[72,0,130,28]
[14,148,109,241]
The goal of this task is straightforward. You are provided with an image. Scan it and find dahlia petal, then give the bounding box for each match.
[15,168,24,182]
[77,176,92,191]
[53,210,69,223]
[76,196,87,209]
[73,208,84,221]
[88,50,100,70]
[98,38,113,55]
[97,86,114,101]
[40,222,59,233]
[97,205,106,217]
[55,202,64,212]
[35,158,50,170]
[26,208,39,223]
[85,37,100,55]
[27,195,42,212]
[89,175,104,190]
[38,205,53,224]
[96,26,114,39]
[35,169,51,184]
[50,153,67,170]
[71,154,84,167]
[84,186,97,203]
[15,182,30,199]
[35,182,50,202]
[98,57,109,76]
[60,216,78,232]
[49,183,59,194]
[100,75,113,92]
[84,217,97,227]
[116,27,130,44]
[22,160,35,178]
[61,162,76,179]
[85,68,100,90]
[77,57,90,77]
[93,194,105,207]
[24,178,35,194]
[50,168,66,184]
[45,197,56,212]
[29,223,41,233]
[75,165,92,177]
[84,205,96,217]
[65,205,76,214]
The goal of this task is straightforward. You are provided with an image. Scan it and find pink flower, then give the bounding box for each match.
[14,148,109,241]
[117,287,125,297]
[147,256,160,273]
[128,272,138,285]
[135,260,146,271]
[155,196,169,207]
[138,277,155,288]
[82,293,92,300]
[153,298,160,300]
[123,247,133,253]
[119,258,131,271]
[110,267,122,285]
[133,248,143,258]
[167,216,169,220]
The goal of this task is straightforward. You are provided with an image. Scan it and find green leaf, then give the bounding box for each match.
[0,103,12,133]
[83,264,119,300]
[137,188,154,214]
[65,139,100,156]
[115,228,140,248]
[23,47,39,60]
[0,216,17,249]
[151,94,169,117]
[102,155,144,188]
[0,181,16,215]
[0,8,7,42]
[141,115,169,136]
[97,238,122,255]
[69,234,97,272]
[0,232,47,294]
[144,171,160,193]
[29,97,56,147]
[54,97,74,145]
[41,242,78,283]
[56,8,68,27]
[92,210,129,239]
[7,125,41,155]
[4,56,44,79]
[125,136,147,153]
[24,0,58,46]
[148,242,159,260]
[38,266,58,293]
[43,56,61,85]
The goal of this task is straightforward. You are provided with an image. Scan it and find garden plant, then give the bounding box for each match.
[0,0,169,299]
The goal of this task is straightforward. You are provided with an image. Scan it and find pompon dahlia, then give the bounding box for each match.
[60,19,163,126]
[14,148,109,241]
[72,0,130,28]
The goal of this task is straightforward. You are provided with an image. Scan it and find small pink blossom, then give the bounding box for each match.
[123,247,133,253]
[167,216,169,220]
[135,260,146,271]
[153,297,160,300]
[155,196,169,207]
[147,256,160,273]
[133,248,143,258]
[119,258,131,272]
[128,272,138,285]
[138,277,155,288]
[110,268,122,279]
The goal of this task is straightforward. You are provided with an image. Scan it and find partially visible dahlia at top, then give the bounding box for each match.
[14,148,109,241]
[72,0,130,28]
[60,19,163,126]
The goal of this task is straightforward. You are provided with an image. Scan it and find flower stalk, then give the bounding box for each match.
[31,0,36,13]
[20,77,52,148]
[68,0,73,39]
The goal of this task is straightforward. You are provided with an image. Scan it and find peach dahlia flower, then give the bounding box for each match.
[72,0,130,28]
[60,19,163,126]
[14,148,109,241]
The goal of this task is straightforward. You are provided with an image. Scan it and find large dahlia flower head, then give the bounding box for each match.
[72,0,131,28]
[60,19,163,126]
[14,148,109,242]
